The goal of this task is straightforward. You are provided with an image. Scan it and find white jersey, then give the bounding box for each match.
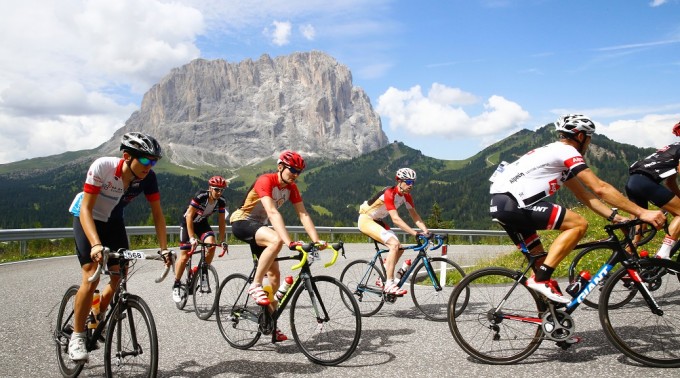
[489,141,588,208]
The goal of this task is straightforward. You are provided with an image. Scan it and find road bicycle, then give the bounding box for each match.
[215,241,362,366]
[159,240,227,320]
[447,219,680,367]
[54,247,168,377]
[340,234,465,321]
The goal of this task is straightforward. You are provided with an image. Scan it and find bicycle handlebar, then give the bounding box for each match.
[290,241,344,270]
[88,247,161,283]
[188,241,229,258]
[154,250,176,283]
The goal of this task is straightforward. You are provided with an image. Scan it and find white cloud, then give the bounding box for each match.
[650,0,668,7]
[266,21,293,46]
[598,114,680,149]
[376,83,530,138]
[300,24,316,40]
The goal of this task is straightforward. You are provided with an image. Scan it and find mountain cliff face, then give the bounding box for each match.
[101,51,388,168]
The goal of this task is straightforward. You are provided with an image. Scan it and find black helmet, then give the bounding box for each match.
[120,132,162,158]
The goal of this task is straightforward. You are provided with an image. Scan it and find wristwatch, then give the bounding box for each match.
[607,208,618,222]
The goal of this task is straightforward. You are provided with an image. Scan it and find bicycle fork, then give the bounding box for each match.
[301,273,329,333]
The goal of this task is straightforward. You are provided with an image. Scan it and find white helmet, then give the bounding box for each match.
[555,114,596,136]
[395,168,416,181]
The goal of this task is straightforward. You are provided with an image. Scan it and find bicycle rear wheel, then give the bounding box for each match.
[339,259,385,317]
[410,257,465,321]
[290,275,362,366]
[568,246,637,309]
[216,273,261,349]
[448,267,544,364]
[104,295,158,377]
[192,264,220,320]
[599,259,680,367]
[55,285,85,378]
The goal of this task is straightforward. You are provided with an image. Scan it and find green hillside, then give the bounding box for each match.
[0,125,656,230]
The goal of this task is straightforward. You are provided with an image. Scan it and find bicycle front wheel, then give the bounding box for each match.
[599,259,680,367]
[448,267,544,364]
[55,285,84,378]
[216,273,261,349]
[290,275,362,366]
[410,257,465,321]
[192,264,220,320]
[568,246,636,309]
[104,295,158,377]
[339,259,385,317]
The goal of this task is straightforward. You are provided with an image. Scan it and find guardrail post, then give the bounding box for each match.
[20,241,27,257]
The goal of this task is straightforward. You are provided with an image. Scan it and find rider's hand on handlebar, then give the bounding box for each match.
[289,241,303,251]
[90,244,105,263]
[639,209,666,229]
[189,237,198,247]
[221,242,229,250]
[416,232,432,240]
[315,240,328,250]
[160,249,172,267]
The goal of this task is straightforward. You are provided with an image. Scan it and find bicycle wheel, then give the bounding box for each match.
[410,257,466,321]
[55,285,85,378]
[339,259,385,317]
[290,275,362,366]
[599,259,680,367]
[448,267,544,364]
[216,273,261,349]
[104,295,158,377]
[192,264,220,320]
[568,246,636,309]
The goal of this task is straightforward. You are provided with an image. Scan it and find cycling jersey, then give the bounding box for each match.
[359,186,415,220]
[183,190,227,223]
[77,157,160,221]
[489,141,588,208]
[628,142,680,183]
[230,172,302,224]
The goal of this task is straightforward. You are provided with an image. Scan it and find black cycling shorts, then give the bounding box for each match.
[625,173,675,209]
[179,220,215,251]
[230,219,267,256]
[489,193,566,248]
[73,217,128,266]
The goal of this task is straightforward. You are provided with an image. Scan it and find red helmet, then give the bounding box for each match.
[208,175,227,188]
[673,121,680,137]
[277,150,306,171]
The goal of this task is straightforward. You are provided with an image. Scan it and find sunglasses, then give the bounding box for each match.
[137,156,158,167]
[210,187,224,192]
[402,179,415,186]
[286,165,302,174]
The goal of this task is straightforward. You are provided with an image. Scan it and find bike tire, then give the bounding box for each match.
[410,257,466,321]
[448,267,544,364]
[104,295,159,377]
[289,275,362,366]
[599,259,680,367]
[192,264,220,320]
[176,283,189,310]
[215,273,261,349]
[55,285,85,378]
[339,259,385,317]
[568,246,637,309]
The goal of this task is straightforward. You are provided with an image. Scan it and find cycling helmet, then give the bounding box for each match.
[208,175,227,188]
[277,150,306,171]
[120,132,163,158]
[395,168,417,181]
[673,121,680,137]
[554,114,596,136]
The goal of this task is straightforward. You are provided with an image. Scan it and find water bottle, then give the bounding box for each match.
[88,290,101,329]
[566,270,591,297]
[275,276,294,300]
[396,259,412,280]
[190,265,198,277]
[640,250,650,258]
[262,275,274,302]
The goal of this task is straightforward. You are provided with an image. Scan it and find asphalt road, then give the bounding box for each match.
[0,243,667,377]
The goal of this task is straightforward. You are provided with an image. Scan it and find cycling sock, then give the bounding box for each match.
[73,331,86,340]
[534,264,555,282]
[655,235,676,259]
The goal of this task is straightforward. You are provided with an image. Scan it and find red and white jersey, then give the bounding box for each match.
[230,172,302,224]
[489,141,588,208]
[359,186,415,220]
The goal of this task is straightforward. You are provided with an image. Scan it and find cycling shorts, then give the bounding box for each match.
[357,214,399,245]
[179,220,215,251]
[230,219,267,256]
[73,217,127,267]
[625,173,675,209]
[489,193,566,247]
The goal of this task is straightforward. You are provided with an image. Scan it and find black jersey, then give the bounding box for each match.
[629,142,680,183]
[183,190,227,224]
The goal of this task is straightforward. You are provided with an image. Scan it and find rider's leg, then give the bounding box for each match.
[383,237,402,281]
[658,196,680,258]
[253,226,284,286]
[174,250,189,281]
[74,263,100,334]
[542,209,588,272]
[204,234,216,264]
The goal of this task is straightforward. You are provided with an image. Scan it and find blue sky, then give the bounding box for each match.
[1,0,679,164]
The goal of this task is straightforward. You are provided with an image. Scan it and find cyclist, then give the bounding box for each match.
[67,132,170,362]
[489,114,664,304]
[357,167,431,296]
[172,175,229,302]
[624,120,680,260]
[229,150,326,341]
